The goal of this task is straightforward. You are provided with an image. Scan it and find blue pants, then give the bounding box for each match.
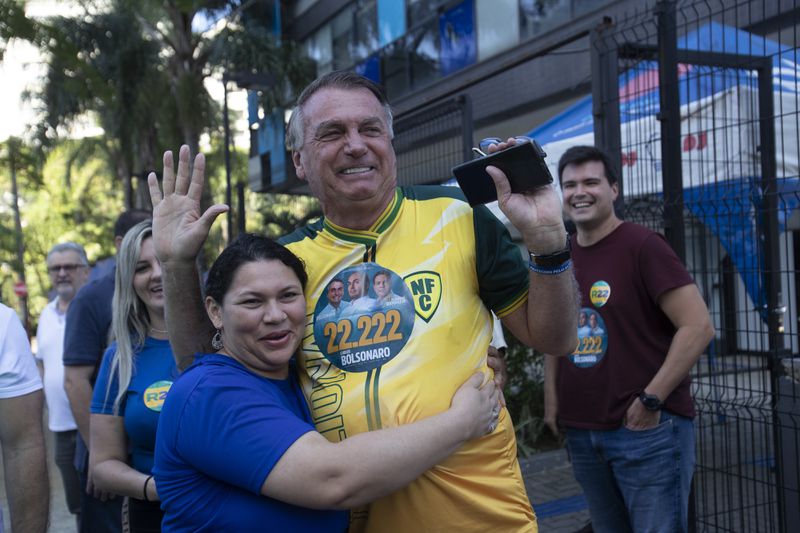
[565,411,695,533]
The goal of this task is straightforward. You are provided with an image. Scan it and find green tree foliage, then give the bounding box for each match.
[0,138,122,323]
[2,0,318,281]
[202,140,321,251]
[0,0,34,61]
[5,0,313,211]
[42,13,178,208]
[503,332,561,457]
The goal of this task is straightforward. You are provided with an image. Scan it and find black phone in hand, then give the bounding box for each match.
[452,140,553,207]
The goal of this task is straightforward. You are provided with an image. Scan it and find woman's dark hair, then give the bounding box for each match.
[204,234,308,303]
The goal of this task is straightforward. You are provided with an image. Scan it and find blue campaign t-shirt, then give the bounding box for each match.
[91,336,178,474]
[153,354,348,533]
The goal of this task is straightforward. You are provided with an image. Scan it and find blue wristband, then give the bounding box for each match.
[528,258,572,275]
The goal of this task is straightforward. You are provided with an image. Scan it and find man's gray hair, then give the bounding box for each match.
[47,242,89,266]
[285,70,394,151]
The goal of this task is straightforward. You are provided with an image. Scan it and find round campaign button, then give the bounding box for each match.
[589,280,611,307]
[143,380,173,412]
[570,308,608,368]
[313,263,415,373]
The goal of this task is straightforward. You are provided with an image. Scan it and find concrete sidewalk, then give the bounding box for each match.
[522,448,591,532]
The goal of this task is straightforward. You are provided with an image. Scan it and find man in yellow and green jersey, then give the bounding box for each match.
[283,185,533,531]
[152,71,578,532]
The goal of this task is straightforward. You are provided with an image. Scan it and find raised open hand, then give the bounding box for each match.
[147,145,229,265]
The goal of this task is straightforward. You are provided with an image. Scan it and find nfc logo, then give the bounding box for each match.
[403,271,442,322]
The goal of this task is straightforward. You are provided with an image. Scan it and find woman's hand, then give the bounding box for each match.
[449,372,501,441]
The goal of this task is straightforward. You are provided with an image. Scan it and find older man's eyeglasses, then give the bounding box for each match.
[47,264,85,274]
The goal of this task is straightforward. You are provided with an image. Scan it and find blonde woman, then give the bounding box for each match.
[90,220,176,532]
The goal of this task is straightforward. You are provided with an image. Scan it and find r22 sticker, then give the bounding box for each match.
[570,308,608,368]
[143,380,173,412]
[313,263,416,372]
[590,280,611,307]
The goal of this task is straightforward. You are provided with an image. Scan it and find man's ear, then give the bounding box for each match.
[205,296,224,329]
[292,151,306,181]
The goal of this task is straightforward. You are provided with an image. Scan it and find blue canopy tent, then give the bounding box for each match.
[525,21,800,321]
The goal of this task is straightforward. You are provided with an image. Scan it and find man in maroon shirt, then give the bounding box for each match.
[544,146,714,533]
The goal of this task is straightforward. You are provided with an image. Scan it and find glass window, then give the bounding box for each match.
[574,0,613,17]
[407,0,440,28]
[377,0,406,46]
[305,25,333,75]
[519,0,570,41]
[439,0,476,76]
[353,0,379,62]
[409,19,440,90]
[355,54,381,83]
[476,0,519,61]
[382,40,410,101]
[331,5,356,70]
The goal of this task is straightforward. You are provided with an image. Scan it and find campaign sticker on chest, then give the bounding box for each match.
[570,308,608,368]
[143,380,173,412]
[590,280,611,307]
[313,263,416,372]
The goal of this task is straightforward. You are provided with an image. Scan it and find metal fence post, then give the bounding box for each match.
[591,18,624,212]
[656,0,686,261]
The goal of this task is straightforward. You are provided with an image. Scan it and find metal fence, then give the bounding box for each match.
[392,95,473,187]
[591,0,800,530]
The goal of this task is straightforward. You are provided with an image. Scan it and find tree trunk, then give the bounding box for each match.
[8,140,30,336]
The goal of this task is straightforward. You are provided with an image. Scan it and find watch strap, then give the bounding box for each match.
[638,392,663,411]
[528,237,571,268]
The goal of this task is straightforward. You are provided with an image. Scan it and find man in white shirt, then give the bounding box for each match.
[0,302,49,533]
[36,242,90,524]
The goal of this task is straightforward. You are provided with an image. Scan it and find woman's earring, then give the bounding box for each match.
[211,329,224,351]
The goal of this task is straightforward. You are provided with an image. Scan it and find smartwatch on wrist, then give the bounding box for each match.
[638,392,663,411]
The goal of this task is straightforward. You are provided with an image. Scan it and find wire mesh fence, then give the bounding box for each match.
[393,96,473,187]
[591,0,800,530]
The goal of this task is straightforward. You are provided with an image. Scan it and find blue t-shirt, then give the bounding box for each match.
[153,354,348,532]
[91,337,178,474]
[63,268,115,368]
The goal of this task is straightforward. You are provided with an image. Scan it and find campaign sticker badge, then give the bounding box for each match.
[570,308,608,368]
[403,271,442,322]
[590,280,611,307]
[313,263,415,373]
[143,380,173,412]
